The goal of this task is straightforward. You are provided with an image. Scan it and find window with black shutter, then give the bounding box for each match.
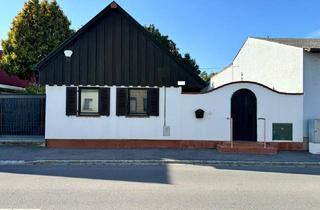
[148,88,159,116]
[66,87,110,116]
[99,88,110,116]
[116,88,159,117]
[116,88,128,116]
[66,87,77,116]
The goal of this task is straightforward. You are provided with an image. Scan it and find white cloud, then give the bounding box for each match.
[307,29,320,38]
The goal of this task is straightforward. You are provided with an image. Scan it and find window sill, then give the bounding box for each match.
[126,114,150,118]
[78,113,100,117]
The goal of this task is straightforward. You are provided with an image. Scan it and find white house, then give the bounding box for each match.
[211,37,320,153]
[37,2,313,153]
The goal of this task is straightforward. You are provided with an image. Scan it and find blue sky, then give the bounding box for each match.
[1,0,320,73]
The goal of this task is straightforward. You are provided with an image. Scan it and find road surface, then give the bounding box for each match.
[0,164,319,210]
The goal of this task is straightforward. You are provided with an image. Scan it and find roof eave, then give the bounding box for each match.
[304,48,320,53]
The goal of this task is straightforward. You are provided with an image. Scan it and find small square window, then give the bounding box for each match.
[129,89,148,115]
[80,88,99,115]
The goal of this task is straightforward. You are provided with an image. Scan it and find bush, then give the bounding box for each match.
[25,83,45,94]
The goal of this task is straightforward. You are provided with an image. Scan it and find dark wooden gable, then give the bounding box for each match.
[38,2,206,90]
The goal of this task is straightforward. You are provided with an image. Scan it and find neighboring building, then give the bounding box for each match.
[210,37,320,94]
[0,50,30,93]
[38,2,307,152]
[211,37,320,153]
[211,38,320,123]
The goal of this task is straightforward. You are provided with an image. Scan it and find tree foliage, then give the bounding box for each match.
[145,24,202,76]
[25,83,45,94]
[199,71,210,82]
[0,0,74,80]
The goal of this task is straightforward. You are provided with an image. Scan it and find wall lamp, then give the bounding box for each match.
[64,50,73,58]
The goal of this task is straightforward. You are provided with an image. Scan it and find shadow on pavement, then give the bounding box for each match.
[0,164,171,184]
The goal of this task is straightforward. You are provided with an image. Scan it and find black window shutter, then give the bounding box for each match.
[116,88,128,116]
[148,88,159,116]
[99,88,110,116]
[66,87,77,116]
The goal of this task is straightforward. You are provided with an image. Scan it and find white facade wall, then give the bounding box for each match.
[210,38,304,93]
[210,65,232,88]
[46,83,303,142]
[303,52,320,137]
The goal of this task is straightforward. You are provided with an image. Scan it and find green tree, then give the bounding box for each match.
[0,0,74,80]
[25,83,45,94]
[145,24,180,57]
[145,24,202,76]
[182,53,200,74]
[199,71,210,82]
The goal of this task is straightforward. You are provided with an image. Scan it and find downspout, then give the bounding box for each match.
[163,86,167,127]
[162,86,170,137]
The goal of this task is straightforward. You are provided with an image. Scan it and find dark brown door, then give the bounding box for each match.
[231,89,257,141]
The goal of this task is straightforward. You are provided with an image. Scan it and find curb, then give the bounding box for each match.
[0,159,320,167]
[0,140,45,147]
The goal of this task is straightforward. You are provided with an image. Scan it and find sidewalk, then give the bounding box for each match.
[0,146,319,166]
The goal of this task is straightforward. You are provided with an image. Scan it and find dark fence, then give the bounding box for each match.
[0,95,45,136]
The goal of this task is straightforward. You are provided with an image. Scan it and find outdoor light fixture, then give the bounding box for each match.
[64,50,73,58]
[177,81,185,86]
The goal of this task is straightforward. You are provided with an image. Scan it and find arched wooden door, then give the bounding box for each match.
[231,89,257,141]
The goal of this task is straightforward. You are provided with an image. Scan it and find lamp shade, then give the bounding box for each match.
[64,50,73,58]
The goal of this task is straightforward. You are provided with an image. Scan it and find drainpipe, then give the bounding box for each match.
[162,86,170,137]
[163,87,166,127]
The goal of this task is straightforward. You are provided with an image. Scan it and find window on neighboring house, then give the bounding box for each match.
[129,89,148,115]
[79,88,99,115]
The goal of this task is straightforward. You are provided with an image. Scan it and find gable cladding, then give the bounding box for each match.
[38,3,205,90]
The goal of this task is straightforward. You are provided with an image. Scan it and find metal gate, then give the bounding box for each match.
[0,95,45,137]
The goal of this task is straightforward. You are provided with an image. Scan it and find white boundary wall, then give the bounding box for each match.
[45,82,303,142]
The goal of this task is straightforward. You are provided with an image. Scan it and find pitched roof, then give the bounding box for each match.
[38,1,206,89]
[254,37,320,49]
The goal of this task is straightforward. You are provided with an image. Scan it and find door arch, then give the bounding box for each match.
[231,89,257,141]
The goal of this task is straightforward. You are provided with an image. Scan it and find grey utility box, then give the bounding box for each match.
[308,120,320,154]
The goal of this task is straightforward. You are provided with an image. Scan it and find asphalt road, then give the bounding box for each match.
[0,164,320,210]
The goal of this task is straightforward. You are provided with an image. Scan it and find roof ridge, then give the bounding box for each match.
[253,37,320,40]
[251,37,320,49]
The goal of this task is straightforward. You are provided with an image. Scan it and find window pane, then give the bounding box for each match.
[80,89,99,113]
[129,89,148,114]
[130,97,137,113]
